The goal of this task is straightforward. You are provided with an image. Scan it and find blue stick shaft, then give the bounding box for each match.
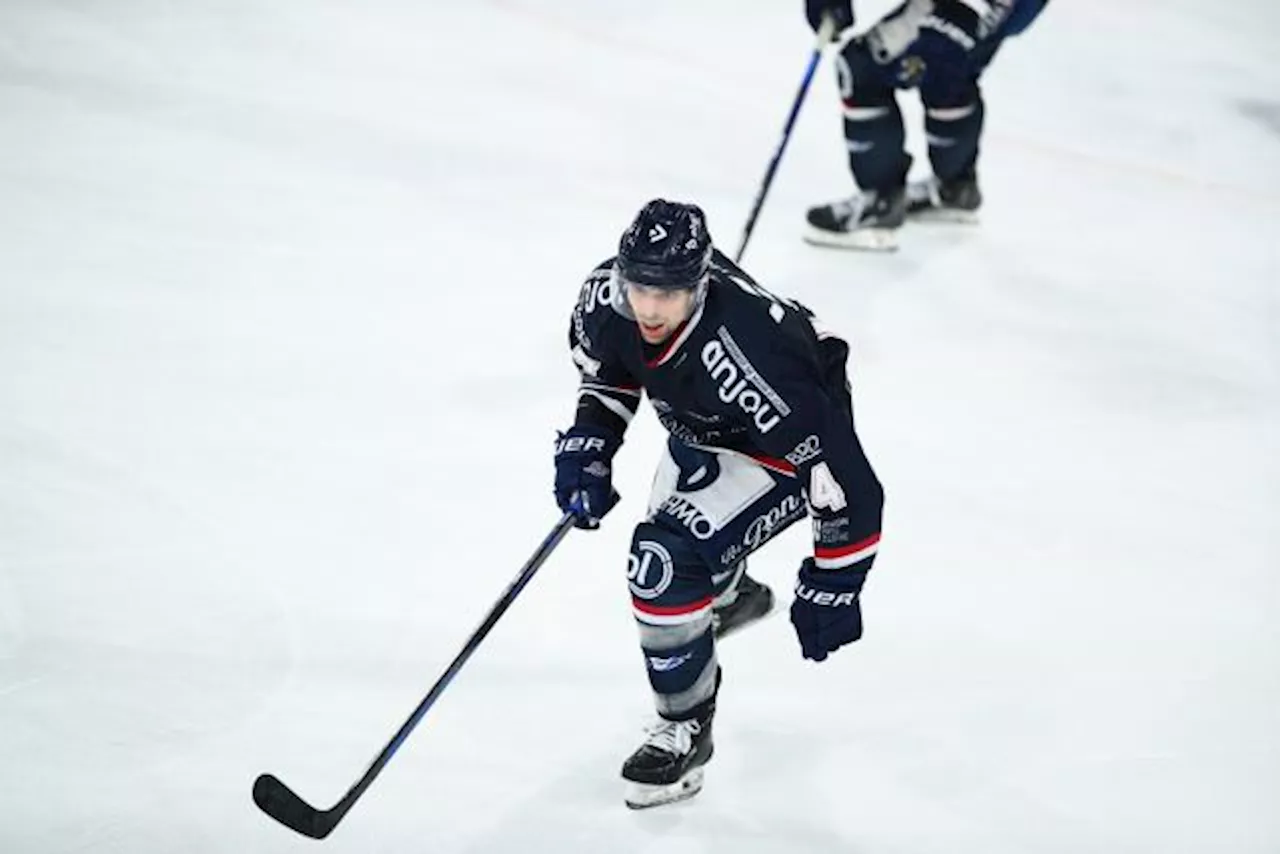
[370,511,577,767]
[253,510,579,838]
[734,16,836,264]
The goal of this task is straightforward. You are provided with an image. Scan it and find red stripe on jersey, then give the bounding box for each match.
[631,596,714,616]
[748,453,796,476]
[815,532,881,560]
[645,320,689,368]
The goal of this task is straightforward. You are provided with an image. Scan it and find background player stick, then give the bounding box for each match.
[733,13,837,264]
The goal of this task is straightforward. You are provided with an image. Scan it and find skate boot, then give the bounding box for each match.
[621,709,715,809]
[803,185,906,251]
[906,175,982,223]
[712,571,775,640]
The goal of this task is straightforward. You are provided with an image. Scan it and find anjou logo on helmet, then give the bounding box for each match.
[648,224,668,243]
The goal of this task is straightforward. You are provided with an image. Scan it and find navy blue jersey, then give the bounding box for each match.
[568,250,883,572]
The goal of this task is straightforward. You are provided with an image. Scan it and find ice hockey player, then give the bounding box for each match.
[553,199,884,808]
[803,0,1051,250]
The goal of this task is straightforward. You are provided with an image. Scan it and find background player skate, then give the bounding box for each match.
[553,199,884,808]
[803,0,1051,250]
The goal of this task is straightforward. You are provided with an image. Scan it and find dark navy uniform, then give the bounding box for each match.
[567,247,884,718]
[831,0,1051,192]
[555,199,883,807]
[804,0,1051,248]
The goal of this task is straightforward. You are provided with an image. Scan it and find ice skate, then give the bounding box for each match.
[906,175,982,223]
[621,712,714,809]
[712,571,775,640]
[803,186,906,251]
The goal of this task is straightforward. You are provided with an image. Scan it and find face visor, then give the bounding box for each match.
[611,266,708,320]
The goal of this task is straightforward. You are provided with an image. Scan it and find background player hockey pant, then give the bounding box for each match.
[833,0,1017,192]
[836,42,911,193]
[921,83,984,183]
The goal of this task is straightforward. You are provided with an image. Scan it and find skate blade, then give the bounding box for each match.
[803,225,899,252]
[907,208,980,225]
[624,767,705,810]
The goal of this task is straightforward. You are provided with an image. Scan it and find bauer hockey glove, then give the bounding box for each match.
[805,0,855,37]
[553,425,621,529]
[789,558,868,662]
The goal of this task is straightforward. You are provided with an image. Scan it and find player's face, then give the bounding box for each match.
[626,283,696,345]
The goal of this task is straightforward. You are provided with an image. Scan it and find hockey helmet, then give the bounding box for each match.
[614,199,713,291]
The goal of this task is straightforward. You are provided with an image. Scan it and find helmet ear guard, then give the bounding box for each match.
[615,199,714,291]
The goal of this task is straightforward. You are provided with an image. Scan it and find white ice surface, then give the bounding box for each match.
[2,1,1278,852]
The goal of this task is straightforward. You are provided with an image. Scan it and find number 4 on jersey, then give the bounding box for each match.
[808,462,847,511]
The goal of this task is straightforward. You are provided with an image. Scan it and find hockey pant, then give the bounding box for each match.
[627,437,806,721]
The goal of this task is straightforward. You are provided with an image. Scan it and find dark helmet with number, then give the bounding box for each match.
[614,199,713,291]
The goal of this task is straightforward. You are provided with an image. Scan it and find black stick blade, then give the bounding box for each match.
[253,773,339,840]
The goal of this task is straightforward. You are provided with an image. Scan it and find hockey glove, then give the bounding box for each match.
[789,558,867,662]
[553,425,621,529]
[805,0,855,38]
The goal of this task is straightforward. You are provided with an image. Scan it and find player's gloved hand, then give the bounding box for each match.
[553,425,621,529]
[805,0,855,37]
[789,558,867,661]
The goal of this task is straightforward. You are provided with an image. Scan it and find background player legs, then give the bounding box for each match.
[906,31,1006,219]
[805,38,911,249]
[912,74,985,218]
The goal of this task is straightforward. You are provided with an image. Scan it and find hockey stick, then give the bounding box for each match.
[733,13,837,265]
[252,508,581,839]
